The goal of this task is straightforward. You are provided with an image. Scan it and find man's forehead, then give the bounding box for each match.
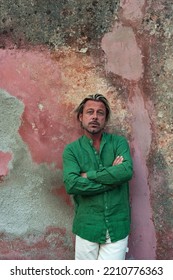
[84,100,106,109]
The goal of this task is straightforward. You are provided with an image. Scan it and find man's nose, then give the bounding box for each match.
[92,112,98,119]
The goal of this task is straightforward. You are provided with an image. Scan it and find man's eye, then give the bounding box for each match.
[98,111,104,115]
[86,111,93,114]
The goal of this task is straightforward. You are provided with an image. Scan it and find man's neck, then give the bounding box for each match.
[84,131,103,151]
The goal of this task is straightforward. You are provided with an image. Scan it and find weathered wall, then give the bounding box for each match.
[0,0,172,259]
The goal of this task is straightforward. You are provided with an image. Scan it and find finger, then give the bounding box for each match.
[115,156,123,162]
[113,156,123,165]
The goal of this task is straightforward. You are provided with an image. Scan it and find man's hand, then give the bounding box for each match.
[112,156,123,166]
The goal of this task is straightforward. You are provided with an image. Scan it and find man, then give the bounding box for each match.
[63,94,133,260]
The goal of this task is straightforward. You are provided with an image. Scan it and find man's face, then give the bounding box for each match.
[79,100,107,135]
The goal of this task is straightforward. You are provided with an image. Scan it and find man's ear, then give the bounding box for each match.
[79,113,83,122]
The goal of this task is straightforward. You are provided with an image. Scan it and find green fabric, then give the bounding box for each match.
[63,132,133,243]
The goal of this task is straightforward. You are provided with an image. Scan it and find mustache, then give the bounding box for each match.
[89,121,100,125]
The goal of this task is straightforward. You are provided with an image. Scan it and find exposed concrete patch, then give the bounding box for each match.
[0,0,120,48]
[0,89,24,151]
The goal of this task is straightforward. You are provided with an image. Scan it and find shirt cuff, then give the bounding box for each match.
[87,170,97,180]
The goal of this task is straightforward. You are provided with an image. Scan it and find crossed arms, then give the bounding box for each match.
[63,137,133,196]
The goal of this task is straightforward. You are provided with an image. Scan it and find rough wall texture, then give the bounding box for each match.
[0,0,172,259]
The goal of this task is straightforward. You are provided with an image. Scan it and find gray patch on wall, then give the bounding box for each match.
[0,0,120,48]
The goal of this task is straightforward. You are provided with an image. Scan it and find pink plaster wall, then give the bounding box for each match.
[0,46,155,260]
[0,50,73,168]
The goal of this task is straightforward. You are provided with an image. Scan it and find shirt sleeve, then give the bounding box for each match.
[63,145,113,196]
[87,136,133,185]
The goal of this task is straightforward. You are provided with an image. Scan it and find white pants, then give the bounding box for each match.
[75,235,128,260]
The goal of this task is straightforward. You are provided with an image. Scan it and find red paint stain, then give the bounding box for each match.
[0,228,74,260]
[0,49,78,168]
[52,186,73,207]
[0,151,12,179]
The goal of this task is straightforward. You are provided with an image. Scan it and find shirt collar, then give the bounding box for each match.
[82,132,106,149]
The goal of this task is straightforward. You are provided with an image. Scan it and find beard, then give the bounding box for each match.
[85,127,103,135]
[81,121,104,135]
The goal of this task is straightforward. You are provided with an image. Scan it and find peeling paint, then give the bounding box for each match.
[101,23,143,81]
[120,0,146,23]
[0,227,74,260]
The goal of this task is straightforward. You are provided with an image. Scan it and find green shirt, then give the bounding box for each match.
[63,132,133,243]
